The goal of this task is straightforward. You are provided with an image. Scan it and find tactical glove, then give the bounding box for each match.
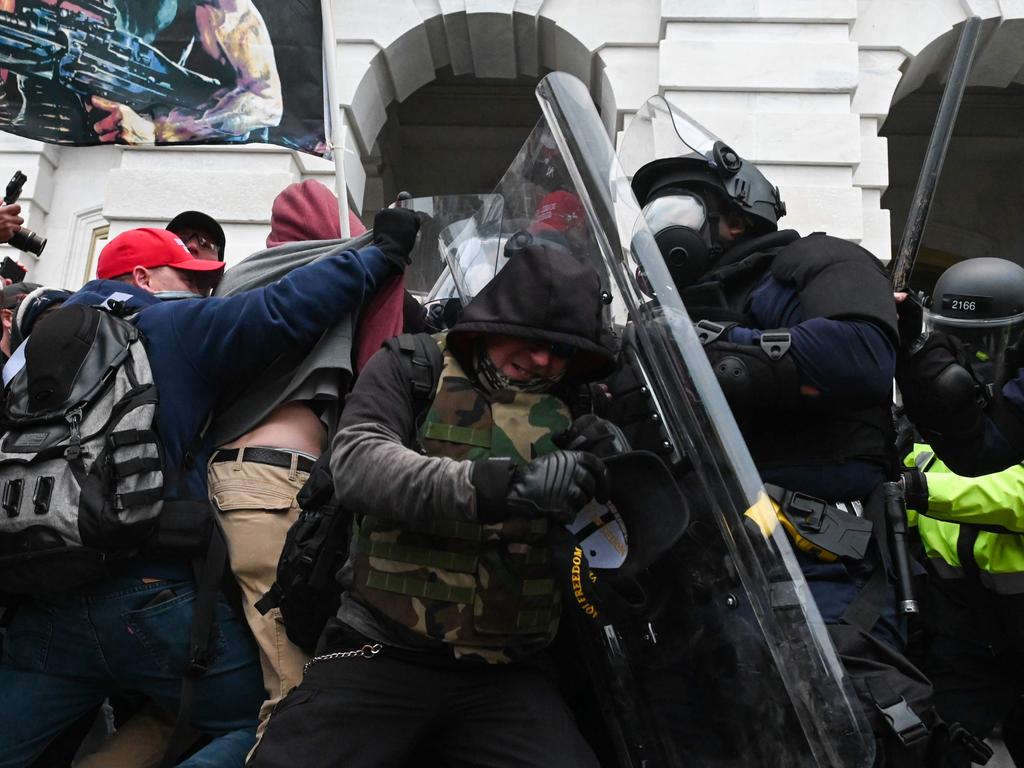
[895,291,926,355]
[555,414,631,458]
[896,331,986,435]
[472,451,608,525]
[372,207,420,273]
[900,468,929,514]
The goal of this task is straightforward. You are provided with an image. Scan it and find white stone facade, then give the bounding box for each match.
[3,0,1023,288]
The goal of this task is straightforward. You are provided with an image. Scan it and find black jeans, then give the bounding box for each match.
[921,575,1024,766]
[248,646,599,768]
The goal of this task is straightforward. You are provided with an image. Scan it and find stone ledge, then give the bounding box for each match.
[660,40,859,92]
[666,110,861,164]
[102,169,296,223]
[776,185,863,240]
[661,0,856,23]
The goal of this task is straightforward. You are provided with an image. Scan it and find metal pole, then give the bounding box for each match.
[320,0,351,237]
[890,16,981,291]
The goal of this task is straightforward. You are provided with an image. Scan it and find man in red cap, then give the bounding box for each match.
[0,211,420,768]
[97,227,225,295]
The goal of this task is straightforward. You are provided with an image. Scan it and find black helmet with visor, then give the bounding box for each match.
[619,96,786,287]
[926,257,1024,387]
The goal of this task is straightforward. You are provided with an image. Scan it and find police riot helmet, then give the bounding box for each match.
[631,140,786,235]
[926,257,1024,386]
[620,96,786,288]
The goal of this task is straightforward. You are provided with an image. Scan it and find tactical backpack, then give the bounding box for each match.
[0,303,166,597]
[257,333,443,652]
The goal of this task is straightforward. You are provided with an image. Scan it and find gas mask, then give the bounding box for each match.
[641,191,721,289]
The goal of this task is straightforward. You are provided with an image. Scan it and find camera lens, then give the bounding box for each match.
[9,228,46,256]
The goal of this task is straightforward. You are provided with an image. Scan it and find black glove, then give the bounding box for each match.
[472,452,608,525]
[372,207,420,273]
[896,331,986,434]
[900,468,929,514]
[896,291,926,356]
[555,414,630,458]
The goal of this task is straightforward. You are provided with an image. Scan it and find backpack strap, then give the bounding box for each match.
[159,521,229,768]
[863,674,930,748]
[384,333,444,426]
[156,414,224,768]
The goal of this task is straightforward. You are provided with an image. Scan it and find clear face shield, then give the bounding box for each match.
[925,310,1024,386]
[618,95,719,179]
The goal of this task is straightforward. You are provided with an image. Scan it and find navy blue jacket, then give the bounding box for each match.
[64,243,392,502]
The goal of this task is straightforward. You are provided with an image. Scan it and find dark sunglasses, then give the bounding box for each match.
[176,230,219,253]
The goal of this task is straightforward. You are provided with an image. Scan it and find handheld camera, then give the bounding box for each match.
[3,172,47,257]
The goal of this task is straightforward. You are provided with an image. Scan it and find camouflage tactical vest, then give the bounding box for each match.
[352,346,571,663]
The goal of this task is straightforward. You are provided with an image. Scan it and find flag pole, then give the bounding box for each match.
[320,0,351,237]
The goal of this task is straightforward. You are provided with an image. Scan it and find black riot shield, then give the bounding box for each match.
[398,72,873,768]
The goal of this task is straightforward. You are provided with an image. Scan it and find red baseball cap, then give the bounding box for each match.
[530,190,585,233]
[97,228,226,280]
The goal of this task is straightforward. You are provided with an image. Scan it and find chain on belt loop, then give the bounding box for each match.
[304,643,383,673]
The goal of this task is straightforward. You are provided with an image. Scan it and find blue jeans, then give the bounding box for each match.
[0,576,265,767]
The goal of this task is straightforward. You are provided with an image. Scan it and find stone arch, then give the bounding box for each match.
[329,1,660,211]
[880,14,1024,289]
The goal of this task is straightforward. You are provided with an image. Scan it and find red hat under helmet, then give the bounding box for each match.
[97,228,226,280]
[530,190,585,234]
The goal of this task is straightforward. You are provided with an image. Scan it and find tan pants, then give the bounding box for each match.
[73,703,176,768]
[208,450,312,736]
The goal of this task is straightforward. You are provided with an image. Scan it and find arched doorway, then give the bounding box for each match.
[882,17,1024,293]
[331,6,629,217]
[367,67,546,210]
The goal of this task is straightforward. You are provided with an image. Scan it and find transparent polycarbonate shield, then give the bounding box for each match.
[519,72,872,767]
[394,194,504,302]
[618,93,719,179]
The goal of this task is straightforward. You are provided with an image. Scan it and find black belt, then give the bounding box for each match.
[211,448,315,474]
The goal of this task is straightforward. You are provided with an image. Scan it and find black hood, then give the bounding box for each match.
[448,243,617,382]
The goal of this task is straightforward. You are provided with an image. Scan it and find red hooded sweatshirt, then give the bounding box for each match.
[266,180,405,373]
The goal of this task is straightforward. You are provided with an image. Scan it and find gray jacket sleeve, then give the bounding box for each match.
[330,344,477,523]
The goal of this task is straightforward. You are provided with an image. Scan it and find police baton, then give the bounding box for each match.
[883,481,919,615]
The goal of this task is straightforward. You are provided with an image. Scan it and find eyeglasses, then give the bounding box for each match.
[176,230,219,254]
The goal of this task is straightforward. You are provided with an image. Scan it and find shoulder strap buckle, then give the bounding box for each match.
[759,331,791,360]
[876,696,929,746]
[695,320,734,345]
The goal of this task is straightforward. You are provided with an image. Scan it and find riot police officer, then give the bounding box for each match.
[898,257,1024,476]
[612,98,952,765]
[894,257,1024,767]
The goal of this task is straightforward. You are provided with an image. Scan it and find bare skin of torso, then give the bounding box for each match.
[221,400,326,458]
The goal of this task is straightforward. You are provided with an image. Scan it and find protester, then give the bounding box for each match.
[0,213,416,767]
[0,281,39,360]
[249,241,616,768]
[208,179,400,749]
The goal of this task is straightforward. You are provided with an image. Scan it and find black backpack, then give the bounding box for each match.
[257,333,442,653]
[0,303,166,596]
[0,299,230,768]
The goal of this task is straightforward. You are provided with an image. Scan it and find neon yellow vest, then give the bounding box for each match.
[906,444,1024,594]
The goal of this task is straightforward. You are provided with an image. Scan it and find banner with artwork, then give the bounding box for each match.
[0,0,328,155]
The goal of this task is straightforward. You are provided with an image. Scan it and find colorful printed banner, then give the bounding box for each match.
[0,0,328,155]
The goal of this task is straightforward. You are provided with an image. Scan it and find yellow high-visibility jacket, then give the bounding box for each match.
[906,444,1024,594]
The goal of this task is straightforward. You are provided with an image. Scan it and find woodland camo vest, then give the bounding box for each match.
[352,346,571,663]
